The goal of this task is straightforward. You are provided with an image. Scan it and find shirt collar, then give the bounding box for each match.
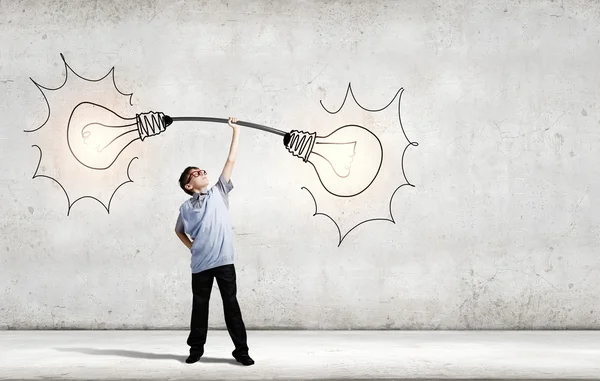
[191,191,209,205]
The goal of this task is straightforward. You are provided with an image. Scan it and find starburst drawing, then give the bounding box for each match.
[301,83,419,246]
[25,53,142,215]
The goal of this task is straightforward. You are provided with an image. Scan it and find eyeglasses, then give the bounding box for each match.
[187,169,207,183]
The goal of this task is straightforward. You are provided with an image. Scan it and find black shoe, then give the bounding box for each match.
[235,354,255,366]
[185,352,203,364]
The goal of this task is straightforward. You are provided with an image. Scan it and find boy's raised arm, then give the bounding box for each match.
[221,117,240,183]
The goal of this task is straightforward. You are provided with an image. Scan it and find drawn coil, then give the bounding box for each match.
[136,112,167,141]
[285,130,317,162]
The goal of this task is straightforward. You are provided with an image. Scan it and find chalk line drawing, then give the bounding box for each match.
[26,54,417,245]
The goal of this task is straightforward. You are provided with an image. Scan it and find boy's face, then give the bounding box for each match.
[185,168,209,192]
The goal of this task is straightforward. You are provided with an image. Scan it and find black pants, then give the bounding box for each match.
[187,264,249,357]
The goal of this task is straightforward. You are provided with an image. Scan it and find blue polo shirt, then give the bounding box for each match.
[175,175,235,273]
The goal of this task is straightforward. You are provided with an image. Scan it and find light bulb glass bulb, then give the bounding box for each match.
[67,102,167,170]
[285,126,383,197]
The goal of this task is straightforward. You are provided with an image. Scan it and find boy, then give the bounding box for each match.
[174,117,254,366]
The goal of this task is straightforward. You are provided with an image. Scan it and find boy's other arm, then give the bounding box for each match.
[221,116,240,183]
[175,230,193,250]
[174,214,193,250]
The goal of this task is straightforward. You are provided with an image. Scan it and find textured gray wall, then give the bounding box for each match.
[1,0,599,329]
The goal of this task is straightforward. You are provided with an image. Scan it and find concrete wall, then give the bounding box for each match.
[1,0,599,329]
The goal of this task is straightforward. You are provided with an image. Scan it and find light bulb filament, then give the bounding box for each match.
[311,141,356,178]
[81,122,138,153]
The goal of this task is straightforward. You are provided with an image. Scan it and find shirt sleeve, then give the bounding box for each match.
[215,174,234,195]
[175,213,185,234]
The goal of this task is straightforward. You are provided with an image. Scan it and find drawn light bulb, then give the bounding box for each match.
[283,126,383,197]
[67,102,169,170]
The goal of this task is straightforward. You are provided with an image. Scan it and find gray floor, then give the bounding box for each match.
[1,330,599,380]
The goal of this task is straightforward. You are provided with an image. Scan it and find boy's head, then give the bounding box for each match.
[179,166,209,195]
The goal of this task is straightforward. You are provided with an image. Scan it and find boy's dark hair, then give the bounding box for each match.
[179,166,198,196]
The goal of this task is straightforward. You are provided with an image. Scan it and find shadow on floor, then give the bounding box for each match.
[54,348,239,365]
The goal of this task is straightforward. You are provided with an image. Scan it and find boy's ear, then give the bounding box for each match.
[185,183,192,191]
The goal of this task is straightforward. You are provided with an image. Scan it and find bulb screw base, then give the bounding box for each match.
[284,130,316,162]
[136,111,168,141]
